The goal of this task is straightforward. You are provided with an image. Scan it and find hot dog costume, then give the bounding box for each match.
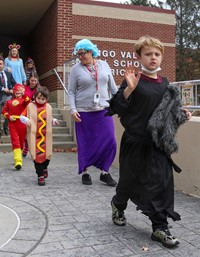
[2,84,30,169]
[23,101,53,163]
[20,100,53,183]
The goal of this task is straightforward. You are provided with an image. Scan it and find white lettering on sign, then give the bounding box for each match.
[99,49,140,77]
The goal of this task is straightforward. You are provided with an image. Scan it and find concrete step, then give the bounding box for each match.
[1,133,73,144]
[52,108,61,114]
[0,141,77,152]
[52,114,64,120]
[53,127,69,133]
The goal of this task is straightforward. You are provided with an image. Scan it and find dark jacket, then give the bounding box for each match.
[0,71,16,103]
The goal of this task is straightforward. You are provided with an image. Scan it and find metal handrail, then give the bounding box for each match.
[53,68,68,95]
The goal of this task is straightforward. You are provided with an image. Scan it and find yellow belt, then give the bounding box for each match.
[12,115,20,120]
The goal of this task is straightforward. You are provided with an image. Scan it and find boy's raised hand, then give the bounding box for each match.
[125,66,141,91]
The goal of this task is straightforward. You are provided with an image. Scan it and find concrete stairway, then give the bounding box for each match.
[0,103,76,152]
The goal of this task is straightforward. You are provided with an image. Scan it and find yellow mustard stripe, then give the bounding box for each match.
[25,96,29,102]
[36,110,46,153]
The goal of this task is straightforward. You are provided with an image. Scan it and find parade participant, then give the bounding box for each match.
[20,86,59,186]
[5,43,26,85]
[22,75,40,157]
[106,35,191,248]
[24,57,39,84]
[2,84,30,170]
[68,39,118,186]
[0,56,16,135]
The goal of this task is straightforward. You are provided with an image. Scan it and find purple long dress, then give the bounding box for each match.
[75,110,116,174]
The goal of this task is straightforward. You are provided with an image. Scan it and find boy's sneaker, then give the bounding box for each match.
[100,173,117,187]
[38,176,45,186]
[111,200,126,226]
[151,228,180,248]
[82,174,92,185]
[43,169,48,178]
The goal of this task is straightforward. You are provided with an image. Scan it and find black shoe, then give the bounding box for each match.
[15,164,22,170]
[100,173,117,187]
[151,228,180,248]
[82,174,92,185]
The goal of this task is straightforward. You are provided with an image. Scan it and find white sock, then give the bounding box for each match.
[101,170,107,175]
[82,170,88,175]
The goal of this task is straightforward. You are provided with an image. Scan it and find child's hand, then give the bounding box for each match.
[182,108,192,122]
[125,66,141,91]
[55,120,59,126]
[9,116,15,121]
[53,118,59,126]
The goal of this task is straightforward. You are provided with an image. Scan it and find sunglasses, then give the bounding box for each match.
[77,51,88,57]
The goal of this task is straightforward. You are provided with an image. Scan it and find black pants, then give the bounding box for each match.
[112,193,168,232]
[0,102,8,131]
[34,159,50,177]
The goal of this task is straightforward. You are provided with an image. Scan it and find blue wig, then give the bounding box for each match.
[73,39,99,57]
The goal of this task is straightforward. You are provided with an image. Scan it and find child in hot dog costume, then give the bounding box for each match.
[2,84,30,170]
[20,86,59,186]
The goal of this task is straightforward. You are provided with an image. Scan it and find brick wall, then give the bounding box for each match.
[72,0,176,84]
[30,0,72,94]
[29,0,176,102]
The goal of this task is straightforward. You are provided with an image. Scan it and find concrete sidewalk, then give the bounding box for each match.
[0,151,200,257]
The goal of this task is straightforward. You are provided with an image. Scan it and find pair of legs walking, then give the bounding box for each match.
[111,193,180,248]
[81,168,117,186]
[34,159,50,186]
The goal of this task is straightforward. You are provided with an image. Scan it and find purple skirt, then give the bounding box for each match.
[75,110,117,174]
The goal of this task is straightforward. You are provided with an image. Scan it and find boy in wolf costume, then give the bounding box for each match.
[107,36,191,248]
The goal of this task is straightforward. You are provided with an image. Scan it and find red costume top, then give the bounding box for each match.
[24,85,37,101]
[2,94,30,119]
[2,84,30,150]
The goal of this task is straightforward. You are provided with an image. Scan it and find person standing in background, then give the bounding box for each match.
[0,56,16,135]
[5,43,26,85]
[24,57,39,84]
[22,75,40,157]
[68,39,118,187]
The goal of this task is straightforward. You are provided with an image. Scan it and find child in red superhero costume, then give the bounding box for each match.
[20,86,59,186]
[2,84,30,169]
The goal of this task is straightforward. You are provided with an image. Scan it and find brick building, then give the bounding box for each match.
[0,0,175,106]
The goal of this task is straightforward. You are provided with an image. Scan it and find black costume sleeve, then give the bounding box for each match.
[106,79,131,117]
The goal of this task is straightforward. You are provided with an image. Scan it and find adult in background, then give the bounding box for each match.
[0,56,16,135]
[24,57,39,84]
[5,43,26,85]
[68,39,118,186]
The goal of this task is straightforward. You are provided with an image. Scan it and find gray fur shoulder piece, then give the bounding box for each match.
[147,84,188,156]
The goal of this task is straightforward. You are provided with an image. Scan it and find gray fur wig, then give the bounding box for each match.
[147,84,188,156]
